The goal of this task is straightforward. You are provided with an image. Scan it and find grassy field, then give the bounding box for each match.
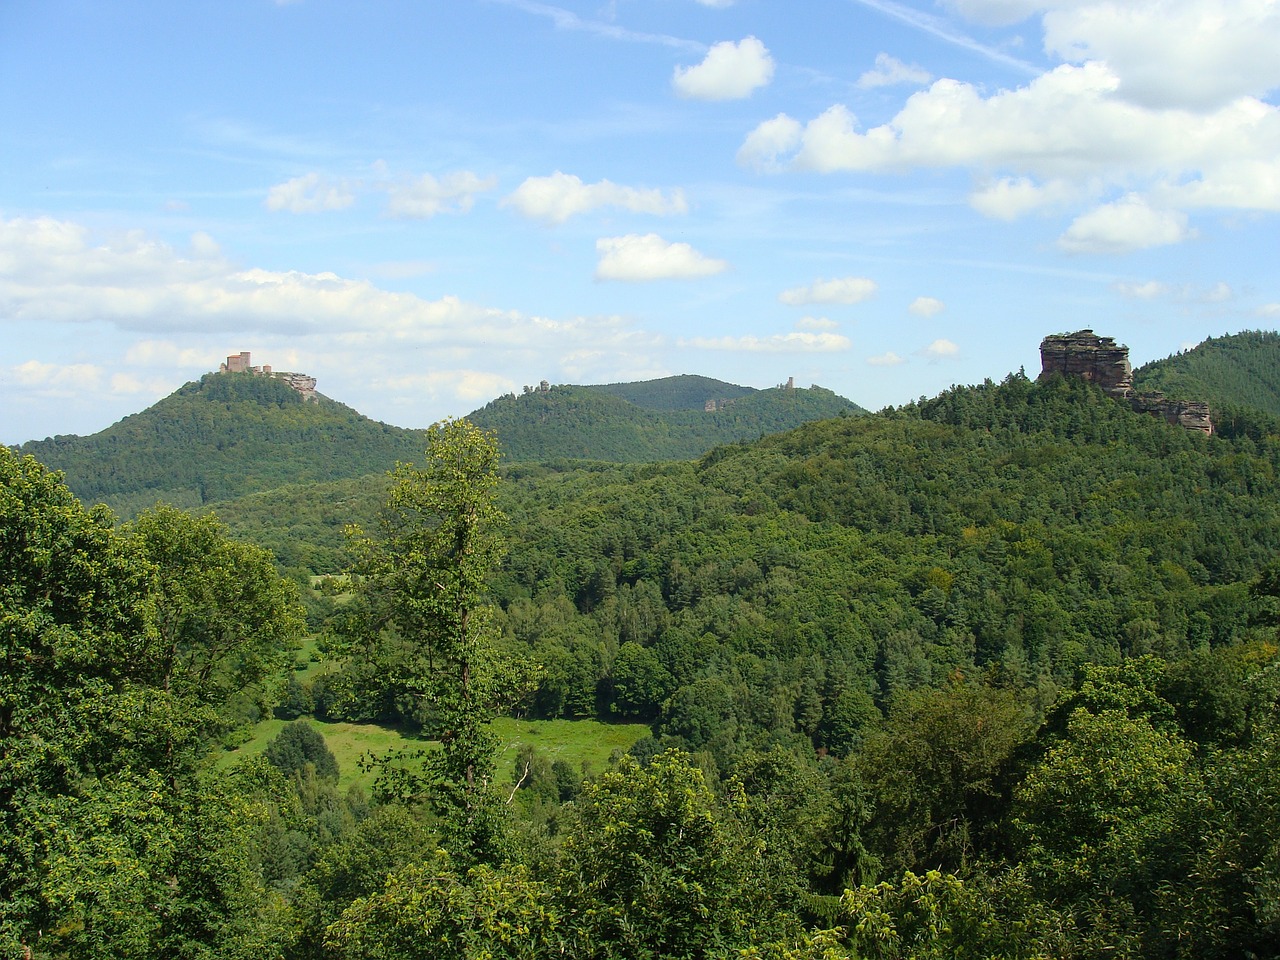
[222,714,650,795]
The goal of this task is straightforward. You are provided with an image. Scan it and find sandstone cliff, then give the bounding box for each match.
[1039,330,1212,435]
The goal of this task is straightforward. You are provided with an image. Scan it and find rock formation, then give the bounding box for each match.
[1039,330,1133,397]
[1129,394,1213,435]
[1039,330,1212,435]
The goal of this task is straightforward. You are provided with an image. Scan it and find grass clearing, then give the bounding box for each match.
[221,715,650,795]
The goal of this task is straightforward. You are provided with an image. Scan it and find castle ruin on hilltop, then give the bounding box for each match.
[1038,331,1212,435]
[219,351,318,401]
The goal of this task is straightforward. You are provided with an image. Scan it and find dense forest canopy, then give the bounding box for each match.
[5,331,1280,958]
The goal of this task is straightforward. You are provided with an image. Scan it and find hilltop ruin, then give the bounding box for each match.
[219,351,318,401]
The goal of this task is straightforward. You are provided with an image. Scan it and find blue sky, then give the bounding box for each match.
[3,0,1279,443]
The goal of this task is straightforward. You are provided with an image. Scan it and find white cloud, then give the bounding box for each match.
[0,216,640,357]
[1041,0,1280,111]
[1113,279,1169,300]
[673,36,774,100]
[595,233,728,281]
[779,276,878,305]
[1058,195,1196,254]
[741,62,1280,225]
[1260,302,1280,317]
[857,53,932,89]
[678,331,851,352]
[384,171,496,218]
[11,359,103,393]
[736,113,803,171]
[969,176,1080,220]
[867,351,905,366]
[922,339,960,358]
[123,340,216,368]
[265,172,356,213]
[908,296,945,317]
[796,316,839,331]
[503,172,688,224]
[940,1,1280,110]
[693,0,735,6]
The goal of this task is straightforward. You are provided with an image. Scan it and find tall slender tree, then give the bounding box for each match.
[347,418,515,863]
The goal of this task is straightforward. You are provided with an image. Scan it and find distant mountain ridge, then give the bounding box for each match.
[14,370,864,516]
[467,375,864,462]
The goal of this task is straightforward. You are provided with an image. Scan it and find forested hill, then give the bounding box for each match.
[1133,329,1280,416]
[15,372,430,517]
[467,377,862,462]
[589,374,758,410]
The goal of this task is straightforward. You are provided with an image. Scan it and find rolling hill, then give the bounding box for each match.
[15,372,433,517]
[14,370,863,518]
[1133,329,1280,416]
[466,376,863,462]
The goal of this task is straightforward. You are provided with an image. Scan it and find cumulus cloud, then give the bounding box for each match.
[736,113,803,171]
[908,296,945,317]
[1058,195,1196,254]
[595,233,728,281]
[857,53,932,89]
[265,172,356,213]
[503,172,688,224]
[1040,0,1280,110]
[922,339,960,358]
[940,1,1280,110]
[867,351,905,366]
[969,177,1081,220]
[779,276,878,305]
[739,60,1280,242]
[0,216,642,359]
[673,36,774,100]
[384,171,496,218]
[678,331,851,352]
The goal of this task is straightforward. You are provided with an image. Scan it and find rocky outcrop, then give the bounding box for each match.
[1039,330,1212,435]
[1039,330,1133,397]
[1129,393,1213,435]
[272,372,318,401]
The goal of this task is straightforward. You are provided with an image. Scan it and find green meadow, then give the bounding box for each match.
[223,715,650,795]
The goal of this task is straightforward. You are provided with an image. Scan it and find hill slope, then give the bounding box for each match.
[16,372,430,517]
[1133,329,1280,416]
[467,376,863,462]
